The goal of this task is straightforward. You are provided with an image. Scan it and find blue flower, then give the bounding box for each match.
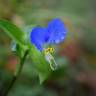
[30,18,67,70]
[30,18,67,52]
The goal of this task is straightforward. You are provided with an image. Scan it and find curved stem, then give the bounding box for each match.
[3,50,29,96]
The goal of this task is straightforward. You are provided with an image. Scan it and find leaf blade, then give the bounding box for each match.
[0,19,25,49]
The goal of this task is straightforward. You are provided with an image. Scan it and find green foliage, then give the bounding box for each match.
[29,45,52,83]
[0,20,53,83]
[0,19,26,50]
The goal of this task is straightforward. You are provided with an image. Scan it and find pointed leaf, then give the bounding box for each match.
[0,19,25,49]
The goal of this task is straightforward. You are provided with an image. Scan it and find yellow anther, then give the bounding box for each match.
[44,47,54,54]
[50,48,54,53]
[44,49,49,54]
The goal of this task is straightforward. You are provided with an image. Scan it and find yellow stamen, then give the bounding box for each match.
[44,47,54,54]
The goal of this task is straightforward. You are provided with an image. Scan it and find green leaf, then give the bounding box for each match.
[15,44,24,58]
[22,24,36,45]
[38,73,49,84]
[29,45,52,83]
[0,19,26,49]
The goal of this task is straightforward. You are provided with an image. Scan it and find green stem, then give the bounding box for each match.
[4,50,29,96]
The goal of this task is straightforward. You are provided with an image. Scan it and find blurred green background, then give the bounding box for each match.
[0,0,96,96]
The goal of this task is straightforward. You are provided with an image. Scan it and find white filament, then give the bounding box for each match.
[45,52,57,70]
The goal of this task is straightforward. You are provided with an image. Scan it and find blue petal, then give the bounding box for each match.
[30,27,48,51]
[47,18,67,44]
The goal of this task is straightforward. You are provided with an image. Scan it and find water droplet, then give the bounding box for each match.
[61,36,64,40]
[55,39,60,44]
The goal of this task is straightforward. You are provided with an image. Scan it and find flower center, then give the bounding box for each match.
[44,47,54,54]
